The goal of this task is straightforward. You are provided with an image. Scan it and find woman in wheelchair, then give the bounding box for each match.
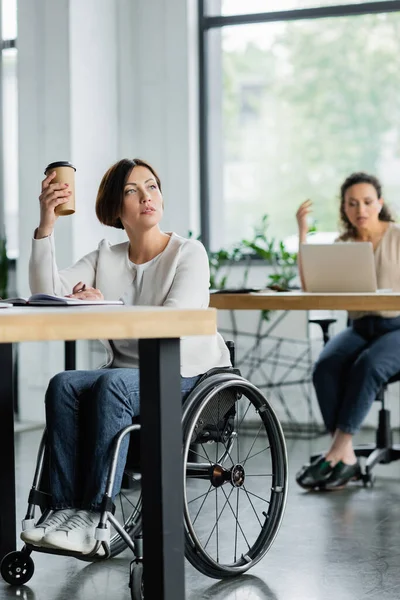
[21,157,232,554]
[296,172,400,490]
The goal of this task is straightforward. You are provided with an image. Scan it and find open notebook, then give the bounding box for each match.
[0,293,124,307]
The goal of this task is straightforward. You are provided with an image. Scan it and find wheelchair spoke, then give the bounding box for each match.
[241,487,263,528]
[236,400,252,434]
[213,437,235,470]
[203,487,235,551]
[189,447,213,463]
[234,487,239,562]
[215,486,219,562]
[220,486,251,550]
[191,485,214,526]
[242,487,271,505]
[188,486,213,507]
[236,409,240,465]
[119,491,140,515]
[244,445,272,464]
[119,492,126,526]
[215,417,219,465]
[242,422,264,466]
[199,443,215,466]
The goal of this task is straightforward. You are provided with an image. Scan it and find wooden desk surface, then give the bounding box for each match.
[0,305,217,343]
[209,291,400,312]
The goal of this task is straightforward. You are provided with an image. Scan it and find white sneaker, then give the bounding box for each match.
[20,509,77,546]
[43,510,108,554]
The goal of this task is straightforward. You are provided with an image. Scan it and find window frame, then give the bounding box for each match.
[1,32,17,254]
[198,0,400,249]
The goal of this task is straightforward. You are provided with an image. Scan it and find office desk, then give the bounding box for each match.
[210,291,400,435]
[209,291,400,312]
[0,305,216,600]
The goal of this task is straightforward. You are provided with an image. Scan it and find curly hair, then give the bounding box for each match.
[338,172,395,241]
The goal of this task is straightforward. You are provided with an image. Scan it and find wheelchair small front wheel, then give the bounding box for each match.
[1,551,35,585]
[130,561,144,600]
[362,472,375,488]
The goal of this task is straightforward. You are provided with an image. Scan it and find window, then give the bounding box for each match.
[2,0,18,257]
[200,2,400,250]
[206,0,393,17]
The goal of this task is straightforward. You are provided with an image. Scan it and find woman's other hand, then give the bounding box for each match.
[66,282,104,300]
[296,199,312,244]
[36,171,72,239]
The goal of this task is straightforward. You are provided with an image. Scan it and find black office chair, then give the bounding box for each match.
[310,316,400,485]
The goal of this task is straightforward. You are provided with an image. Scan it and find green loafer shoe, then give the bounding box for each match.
[296,455,333,490]
[323,460,362,491]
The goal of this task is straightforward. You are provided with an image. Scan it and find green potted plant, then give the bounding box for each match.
[206,214,300,292]
[242,215,298,291]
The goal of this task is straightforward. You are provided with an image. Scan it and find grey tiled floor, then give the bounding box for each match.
[1,428,400,600]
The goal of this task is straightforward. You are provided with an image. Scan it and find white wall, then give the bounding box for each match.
[17,0,199,422]
[121,0,200,237]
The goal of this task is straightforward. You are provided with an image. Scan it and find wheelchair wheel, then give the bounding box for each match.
[182,373,288,579]
[109,466,142,557]
[130,561,144,600]
[1,551,35,585]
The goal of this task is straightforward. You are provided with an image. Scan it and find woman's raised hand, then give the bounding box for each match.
[66,281,104,301]
[36,171,72,238]
[296,199,313,243]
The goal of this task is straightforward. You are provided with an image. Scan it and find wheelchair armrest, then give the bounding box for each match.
[308,317,337,346]
[225,340,235,367]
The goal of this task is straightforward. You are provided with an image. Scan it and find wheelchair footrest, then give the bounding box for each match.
[21,518,36,531]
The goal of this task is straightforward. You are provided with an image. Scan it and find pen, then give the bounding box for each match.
[75,284,86,293]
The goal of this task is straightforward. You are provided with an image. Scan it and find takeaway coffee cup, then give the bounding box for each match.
[44,161,76,216]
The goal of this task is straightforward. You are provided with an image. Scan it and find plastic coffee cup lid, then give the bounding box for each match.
[45,161,76,174]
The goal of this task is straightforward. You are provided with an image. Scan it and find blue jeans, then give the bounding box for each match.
[45,368,200,510]
[313,316,400,435]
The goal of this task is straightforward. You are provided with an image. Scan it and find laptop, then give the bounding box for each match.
[300,242,377,293]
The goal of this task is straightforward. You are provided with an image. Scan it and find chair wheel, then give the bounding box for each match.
[1,551,35,585]
[130,561,144,600]
[362,473,375,488]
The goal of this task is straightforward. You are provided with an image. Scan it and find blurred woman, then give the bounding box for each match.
[296,172,400,490]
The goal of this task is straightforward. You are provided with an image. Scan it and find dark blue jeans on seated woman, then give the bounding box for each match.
[313,315,400,435]
[45,368,200,511]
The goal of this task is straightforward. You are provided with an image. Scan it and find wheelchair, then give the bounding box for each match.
[0,345,288,599]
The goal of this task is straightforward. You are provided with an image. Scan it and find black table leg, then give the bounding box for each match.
[139,338,184,600]
[0,342,16,559]
[64,341,76,371]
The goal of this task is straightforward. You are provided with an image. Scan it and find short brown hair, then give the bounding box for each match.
[95,158,162,229]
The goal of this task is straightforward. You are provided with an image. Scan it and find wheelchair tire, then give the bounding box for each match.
[1,551,35,585]
[182,373,288,579]
[130,561,144,600]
